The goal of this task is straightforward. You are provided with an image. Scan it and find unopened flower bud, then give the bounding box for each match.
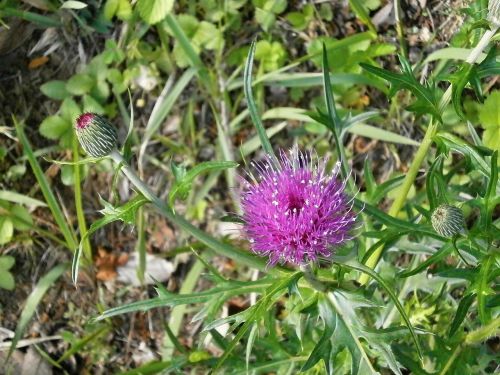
[431,204,465,238]
[75,113,118,157]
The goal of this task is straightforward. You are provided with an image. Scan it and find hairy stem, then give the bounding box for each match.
[109,151,279,274]
[73,135,91,261]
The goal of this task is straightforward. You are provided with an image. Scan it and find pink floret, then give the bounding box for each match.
[76,113,95,130]
[241,150,355,265]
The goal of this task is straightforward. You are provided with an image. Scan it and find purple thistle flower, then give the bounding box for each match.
[241,149,356,266]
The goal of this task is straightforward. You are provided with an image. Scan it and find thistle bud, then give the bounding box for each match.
[489,0,500,27]
[75,113,118,157]
[431,204,465,238]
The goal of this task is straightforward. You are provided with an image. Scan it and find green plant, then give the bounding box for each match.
[0,255,15,290]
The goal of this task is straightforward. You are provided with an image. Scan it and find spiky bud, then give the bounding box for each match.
[431,204,465,238]
[75,113,117,157]
[489,0,500,27]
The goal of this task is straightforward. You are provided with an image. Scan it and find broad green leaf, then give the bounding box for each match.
[168,161,238,206]
[192,21,223,51]
[0,255,15,270]
[40,80,70,100]
[39,115,70,140]
[254,40,287,72]
[0,270,14,290]
[137,0,174,25]
[0,216,13,244]
[478,90,500,151]
[66,74,94,96]
[83,95,105,114]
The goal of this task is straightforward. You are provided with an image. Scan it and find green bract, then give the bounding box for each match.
[431,204,465,238]
[75,113,118,157]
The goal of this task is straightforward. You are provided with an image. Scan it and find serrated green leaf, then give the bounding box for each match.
[0,255,15,270]
[137,0,174,25]
[72,195,149,284]
[96,277,275,321]
[39,115,70,140]
[66,74,94,96]
[361,56,442,122]
[40,80,70,100]
[168,161,238,206]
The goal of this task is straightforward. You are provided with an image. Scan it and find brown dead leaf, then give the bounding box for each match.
[28,56,49,69]
[149,218,174,250]
[95,247,128,282]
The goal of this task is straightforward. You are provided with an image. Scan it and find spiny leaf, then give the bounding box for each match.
[361,55,442,122]
[72,195,149,284]
[168,161,238,206]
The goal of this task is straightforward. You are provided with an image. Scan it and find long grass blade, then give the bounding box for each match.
[243,40,277,164]
[8,263,68,360]
[13,117,77,251]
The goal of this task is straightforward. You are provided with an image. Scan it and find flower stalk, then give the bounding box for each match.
[108,151,272,273]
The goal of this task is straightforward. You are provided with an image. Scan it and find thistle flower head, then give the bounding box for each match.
[241,149,356,265]
[431,204,465,238]
[75,113,118,157]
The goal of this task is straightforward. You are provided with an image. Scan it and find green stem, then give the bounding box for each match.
[358,26,498,284]
[73,135,92,261]
[109,151,279,274]
[162,258,205,359]
[300,263,327,292]
[394,0,408,58]
[439,344,462,375]
[465,316,500,345]
[439,316,500,375]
